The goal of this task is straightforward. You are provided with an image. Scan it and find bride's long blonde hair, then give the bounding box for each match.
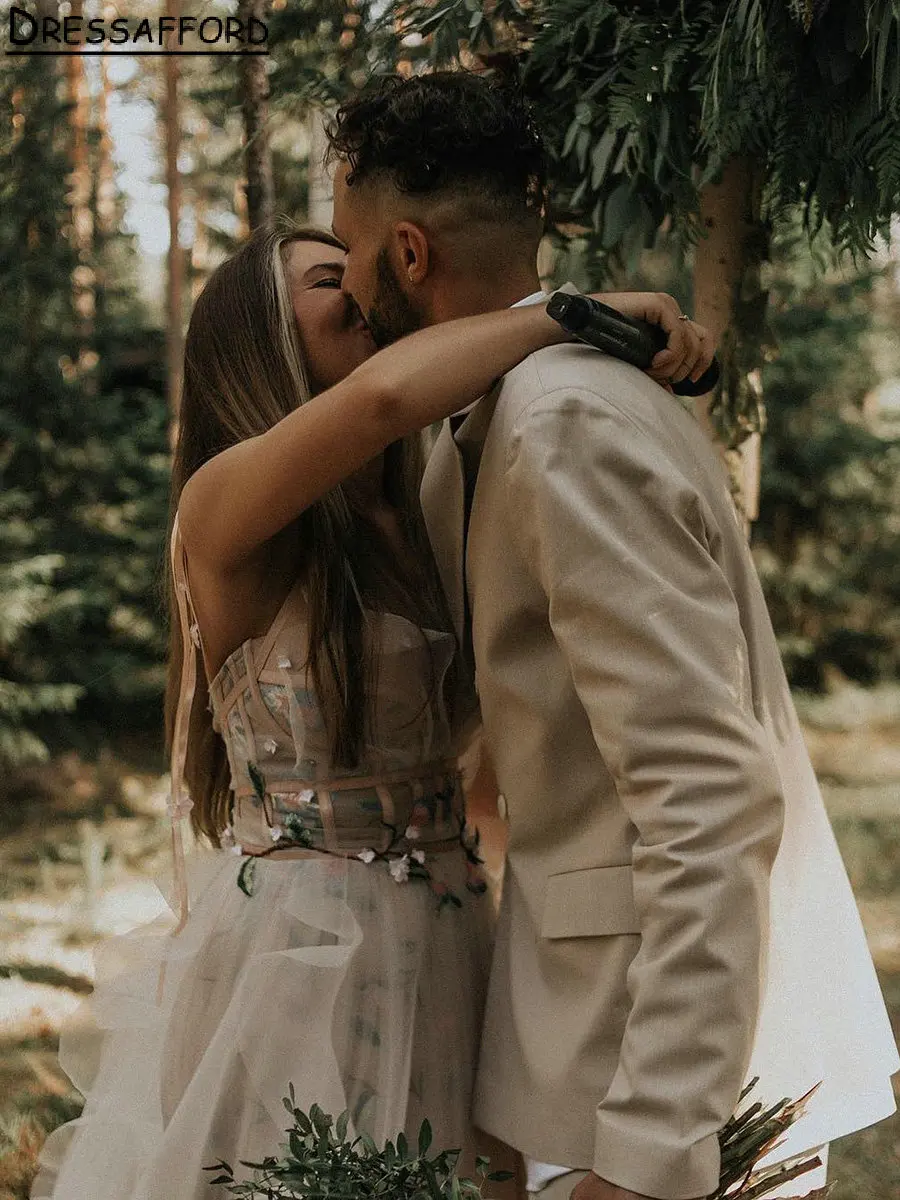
[164,220,452,846]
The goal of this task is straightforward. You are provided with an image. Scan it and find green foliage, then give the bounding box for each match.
[752,230,900,686]
[365,1,900,264]
[0,52,85,766]
[267,0,386,112]
[271,1,900,452]
[0,52,170,765]
[206,1098,512,1198]
[208,1083,822,1199]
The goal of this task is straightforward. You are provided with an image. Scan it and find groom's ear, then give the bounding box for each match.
[393,222,430,286]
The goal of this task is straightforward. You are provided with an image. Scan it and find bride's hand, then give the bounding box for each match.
[590,291,715,390]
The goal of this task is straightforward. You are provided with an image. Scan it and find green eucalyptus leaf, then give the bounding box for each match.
[359,1130,379,1156]
[570,177,589,210]
[575,99,593,125]
[575,128,591,173]
[336,1109,350,1143]
[562,118,580,159]
[418,1119,433,1158]
[591,129,618,190]
[600,182,634,250]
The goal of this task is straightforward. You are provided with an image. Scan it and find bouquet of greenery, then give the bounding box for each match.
[711,1078,826,1200]
[206,1078,826,1199]
[205,1086,513,1198]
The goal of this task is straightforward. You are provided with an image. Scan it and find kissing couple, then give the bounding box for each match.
[32,71,897,1200]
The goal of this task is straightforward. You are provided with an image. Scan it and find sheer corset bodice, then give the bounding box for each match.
[208,591,466,856]
[169,515,473,870]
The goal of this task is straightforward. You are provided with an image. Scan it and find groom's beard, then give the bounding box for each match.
[366,247,424,348]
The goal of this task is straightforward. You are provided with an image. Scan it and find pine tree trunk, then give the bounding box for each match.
[20,0,61,362]
[163,0,185,432]
[65,0,95,382]
[92,54,116,334]
[239,0,274,231]
[693,156,769,529]
[190,119,211,301]
[95,55,116,238]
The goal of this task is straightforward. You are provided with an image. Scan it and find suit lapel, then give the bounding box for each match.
[421,283,581,645]
[452,388,499,488]
[420,420,466,646]
[452,388,500,605]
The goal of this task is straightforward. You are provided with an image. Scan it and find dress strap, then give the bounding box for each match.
[167,512,200,935]
[251,578,302,669]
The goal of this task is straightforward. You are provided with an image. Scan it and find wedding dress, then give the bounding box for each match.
[31,517,491,1199]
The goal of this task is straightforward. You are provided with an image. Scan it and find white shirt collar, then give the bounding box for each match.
[510,289,550,308]
[449,290,550,423]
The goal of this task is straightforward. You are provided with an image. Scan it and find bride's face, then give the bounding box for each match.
[285,240,376,393]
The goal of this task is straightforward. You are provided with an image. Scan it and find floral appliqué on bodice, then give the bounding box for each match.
[168,516,486,919]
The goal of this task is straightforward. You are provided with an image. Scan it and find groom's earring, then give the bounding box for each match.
[395,221,429,284]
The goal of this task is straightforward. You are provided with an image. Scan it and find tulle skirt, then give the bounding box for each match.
[31,847,493,1200]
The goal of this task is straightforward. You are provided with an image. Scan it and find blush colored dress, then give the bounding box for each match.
[31,516,491,1200]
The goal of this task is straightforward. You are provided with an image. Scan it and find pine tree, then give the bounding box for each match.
[753,234,900,686]
[0,25,171,765]
[239,0,275,230]
[331,0,900,518]
[0,41,86,764]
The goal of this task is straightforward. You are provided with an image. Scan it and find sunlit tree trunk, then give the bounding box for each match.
[190,120,211,301]
[693,157,769,531]
[163,0,185,434]
[235,178,250,241]
[65,0,95,388]
[238,0,274,230]
[307,107,333,227]
[91,53,117,334]
[95,55,116,238]
[17,0,57,360]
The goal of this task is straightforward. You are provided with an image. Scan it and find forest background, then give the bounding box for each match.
[0,2,898,1197]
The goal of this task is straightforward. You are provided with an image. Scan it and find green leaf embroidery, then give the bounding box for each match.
[247,761,267,805]
[236,856,256,898]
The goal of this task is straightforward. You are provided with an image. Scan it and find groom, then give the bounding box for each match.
[326,71,898,1200]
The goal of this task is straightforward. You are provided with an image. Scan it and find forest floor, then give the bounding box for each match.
[0,686,898,1199]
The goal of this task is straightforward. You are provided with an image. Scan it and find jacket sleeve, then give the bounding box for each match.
[503,386,784,1200]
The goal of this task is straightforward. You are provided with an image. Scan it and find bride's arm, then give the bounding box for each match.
[180,294,711,570]
[181,302,569,568]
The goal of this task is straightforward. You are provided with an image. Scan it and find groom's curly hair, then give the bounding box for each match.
[325,71,547,234]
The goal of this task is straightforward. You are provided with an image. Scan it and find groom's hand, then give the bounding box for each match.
[570,1171,700,1200]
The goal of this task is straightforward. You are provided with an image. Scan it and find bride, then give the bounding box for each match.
[30,221,710,1200]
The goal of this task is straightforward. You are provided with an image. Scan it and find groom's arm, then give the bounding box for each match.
[503,384,784,1200]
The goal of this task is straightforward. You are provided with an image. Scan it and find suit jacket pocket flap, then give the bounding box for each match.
[541,865,640,939]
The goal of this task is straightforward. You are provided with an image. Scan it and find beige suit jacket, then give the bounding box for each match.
[420,339,788,1198]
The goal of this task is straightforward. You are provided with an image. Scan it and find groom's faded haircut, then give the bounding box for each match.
[325,71,547,240]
